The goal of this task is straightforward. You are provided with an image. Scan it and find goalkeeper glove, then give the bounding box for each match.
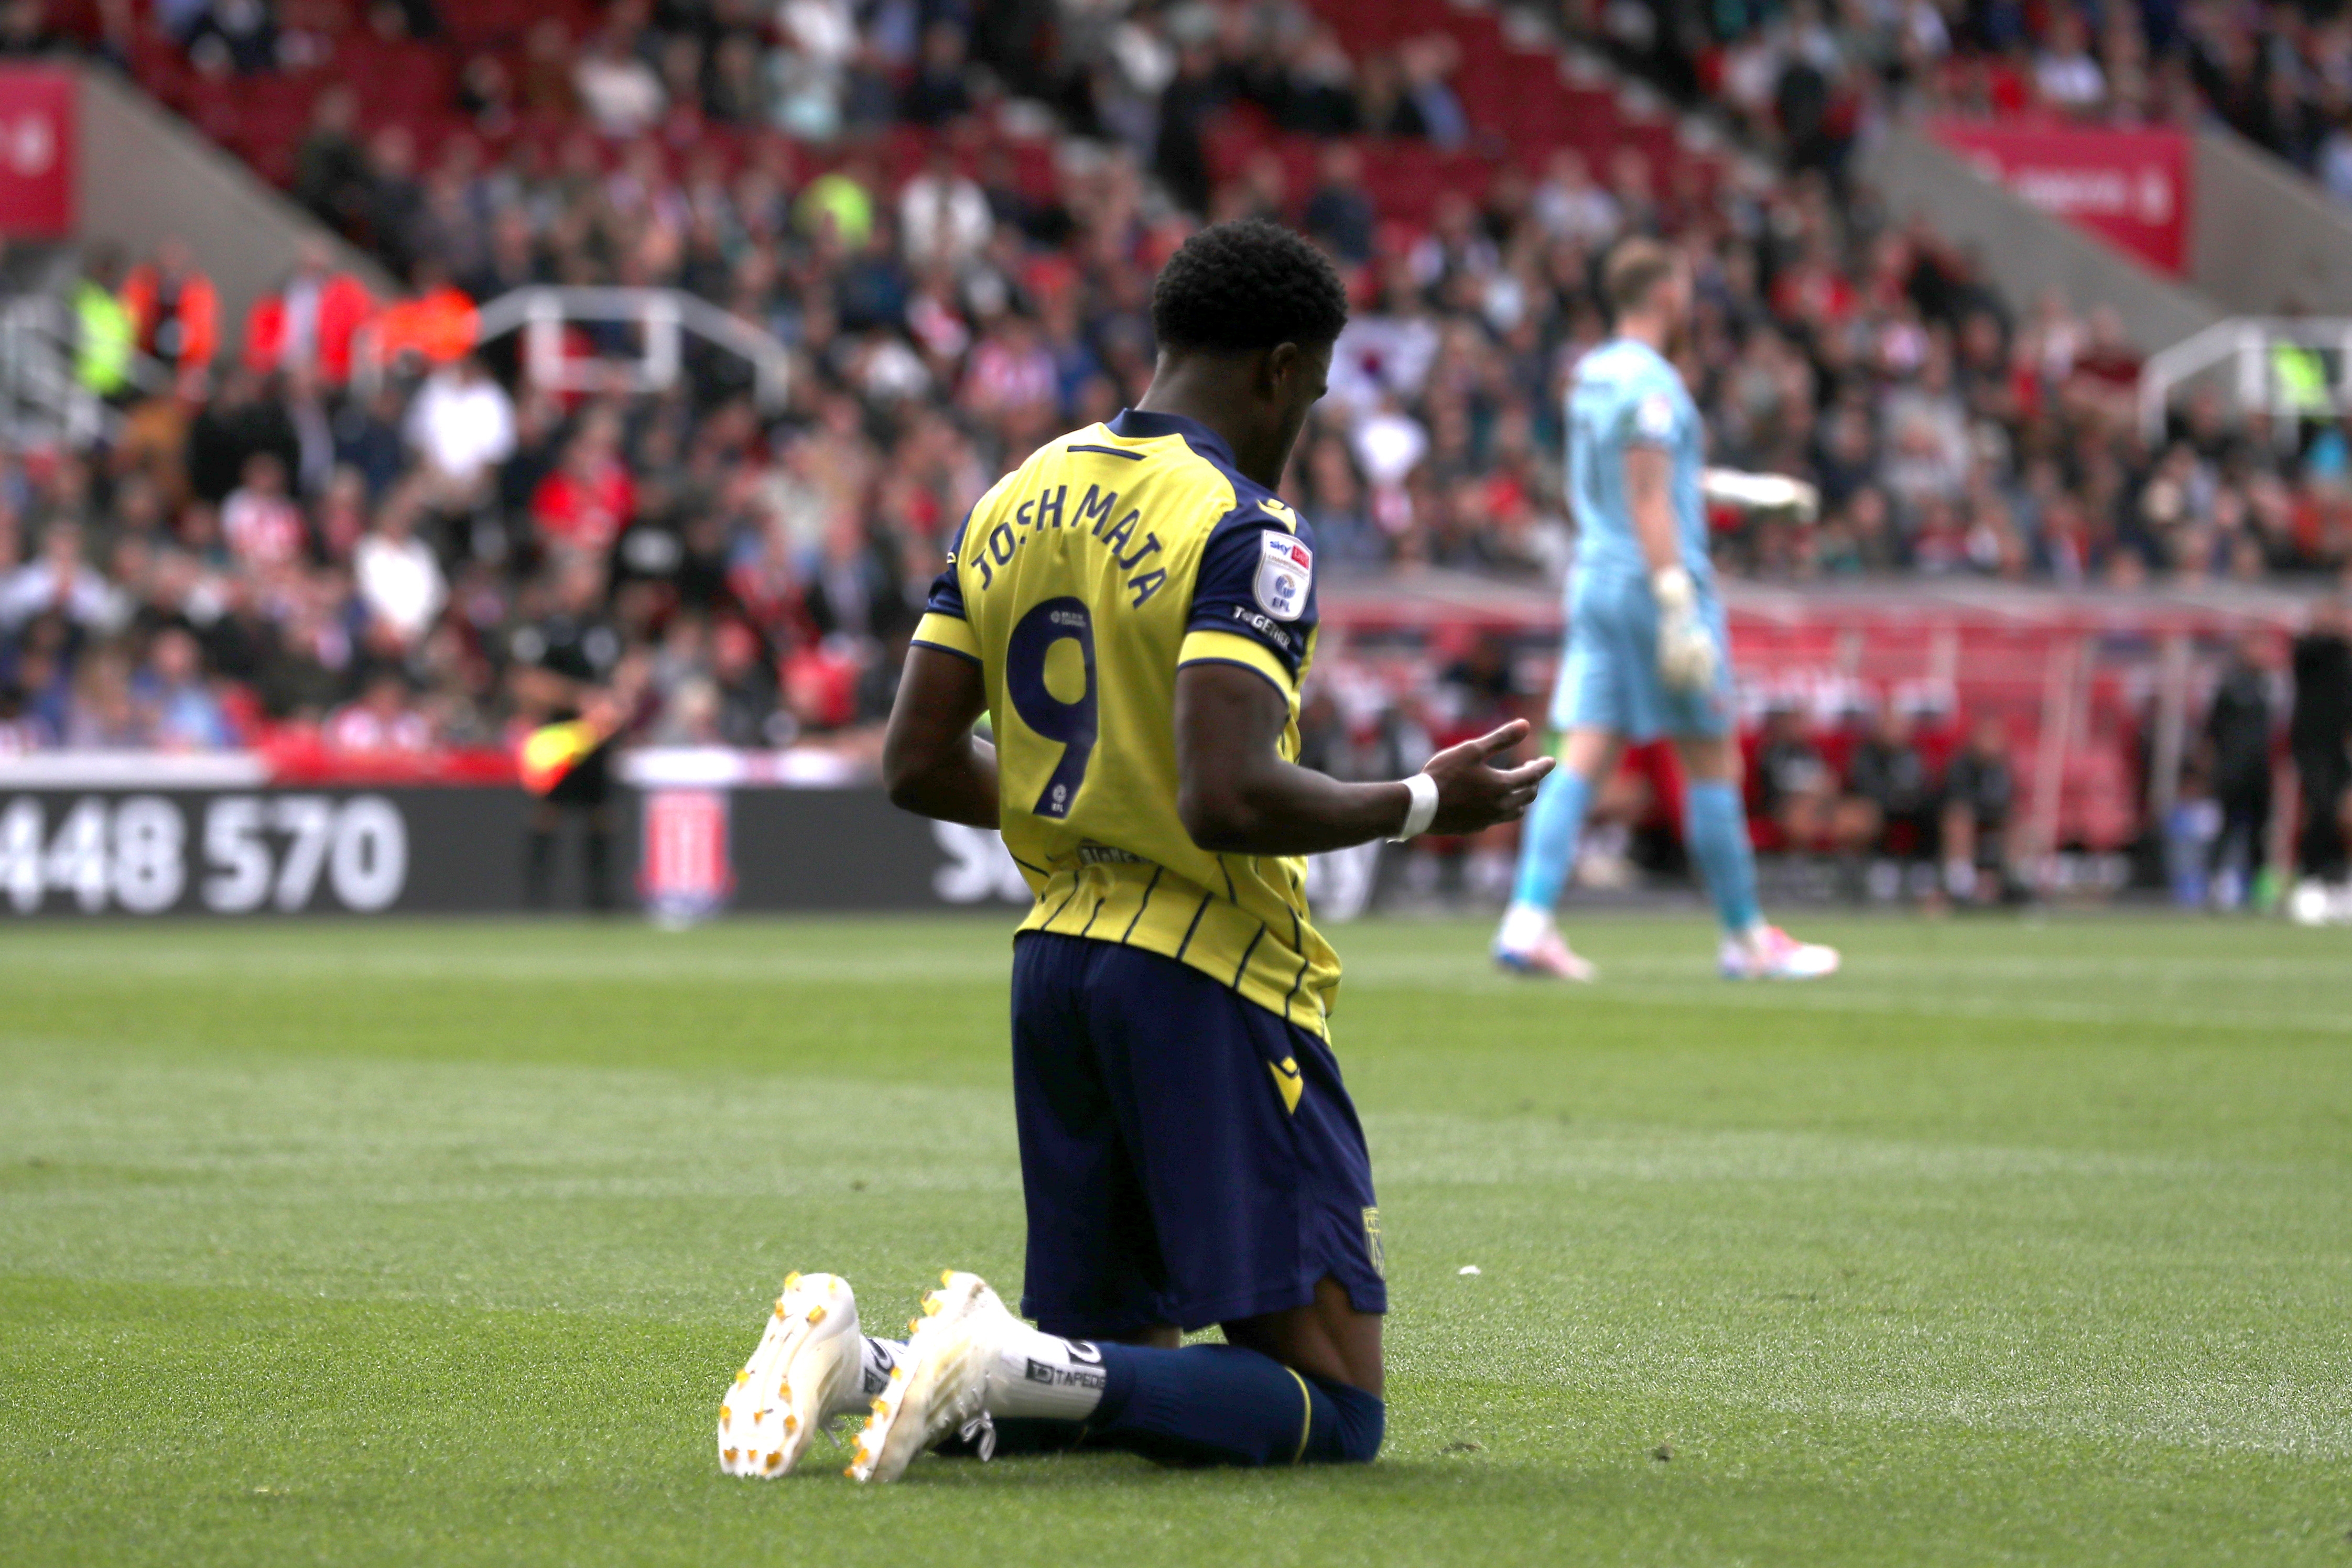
[1772,476,1821,525]
[1703,469,1820,524]
[1651,565,1717,693]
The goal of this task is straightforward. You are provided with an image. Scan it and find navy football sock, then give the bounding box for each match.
[1298,1372,1385,1463]
[1089,1343,1383,1466]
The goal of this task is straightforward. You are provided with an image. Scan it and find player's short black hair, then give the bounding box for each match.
[1150,220,1350,354]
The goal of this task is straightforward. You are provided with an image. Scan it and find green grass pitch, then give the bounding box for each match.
[4,913,2349,1565]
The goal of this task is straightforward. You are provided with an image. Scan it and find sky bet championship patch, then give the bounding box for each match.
[1253,532,1313,622]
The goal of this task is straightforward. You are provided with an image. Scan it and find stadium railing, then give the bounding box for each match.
[0,295,129,449]
[2139,317,2352,444]
[352,286,794,413]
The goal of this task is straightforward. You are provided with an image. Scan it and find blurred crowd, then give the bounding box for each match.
[5,0,2352,784]
[1592,0,2352,208]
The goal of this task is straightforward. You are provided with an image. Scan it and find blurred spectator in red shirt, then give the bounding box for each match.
[531,410,635,556]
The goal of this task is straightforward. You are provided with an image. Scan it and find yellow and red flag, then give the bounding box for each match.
[516,717,610,796]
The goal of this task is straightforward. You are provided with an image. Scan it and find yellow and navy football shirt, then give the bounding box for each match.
[910,408,1343,1036]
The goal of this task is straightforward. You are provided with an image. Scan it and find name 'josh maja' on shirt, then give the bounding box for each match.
[962,483,1168,606]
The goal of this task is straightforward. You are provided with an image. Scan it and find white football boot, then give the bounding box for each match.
[718,1271,865,1478]
[847,1270,1010,1484]
[1493,928,1600,981]
[1719,924,1840,981]
[1492,906,1599,981]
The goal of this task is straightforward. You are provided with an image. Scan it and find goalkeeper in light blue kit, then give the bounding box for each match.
[1494,238,1839,982]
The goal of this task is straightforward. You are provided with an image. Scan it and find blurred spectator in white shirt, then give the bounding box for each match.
[575,30,666,137]
[0,522,131,635]
[2035,10,2106,112]
[355,492,447,649]
[406,354,515,511]
[1351,394,1431,492]
[1329,313,1440,416]
[1532,148,1621,248]
[899,146,993,270]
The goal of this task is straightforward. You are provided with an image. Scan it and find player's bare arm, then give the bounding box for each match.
[882,644,999,829]
[1625,443,1681,579]
[1627,442,1717,694]
[1175,663,1552,853]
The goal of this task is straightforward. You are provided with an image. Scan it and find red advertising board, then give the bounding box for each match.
[0,67,73,238]
[1932,121,2190,276]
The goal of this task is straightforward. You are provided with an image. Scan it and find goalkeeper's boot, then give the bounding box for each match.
[1493,927,1599,982]
[719,1271,866,1478]
[1719,924,1840,981]
[847,1270,1007,1484]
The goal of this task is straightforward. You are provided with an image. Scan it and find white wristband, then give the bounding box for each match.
[1391,772,1439,841]
[1650,563,1695,614]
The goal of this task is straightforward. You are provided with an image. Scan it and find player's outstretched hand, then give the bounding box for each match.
[1423,720,1556,835]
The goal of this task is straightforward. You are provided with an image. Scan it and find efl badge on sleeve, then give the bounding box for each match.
[1254,532,1313,622]
[1634,389,1677,441]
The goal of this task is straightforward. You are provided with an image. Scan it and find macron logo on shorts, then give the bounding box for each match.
[1254,532,1313,622]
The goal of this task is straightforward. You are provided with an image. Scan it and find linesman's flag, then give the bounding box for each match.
[517,717,611,796]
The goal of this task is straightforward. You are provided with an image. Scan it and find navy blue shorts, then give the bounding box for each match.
[1010,931,1387,1338]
